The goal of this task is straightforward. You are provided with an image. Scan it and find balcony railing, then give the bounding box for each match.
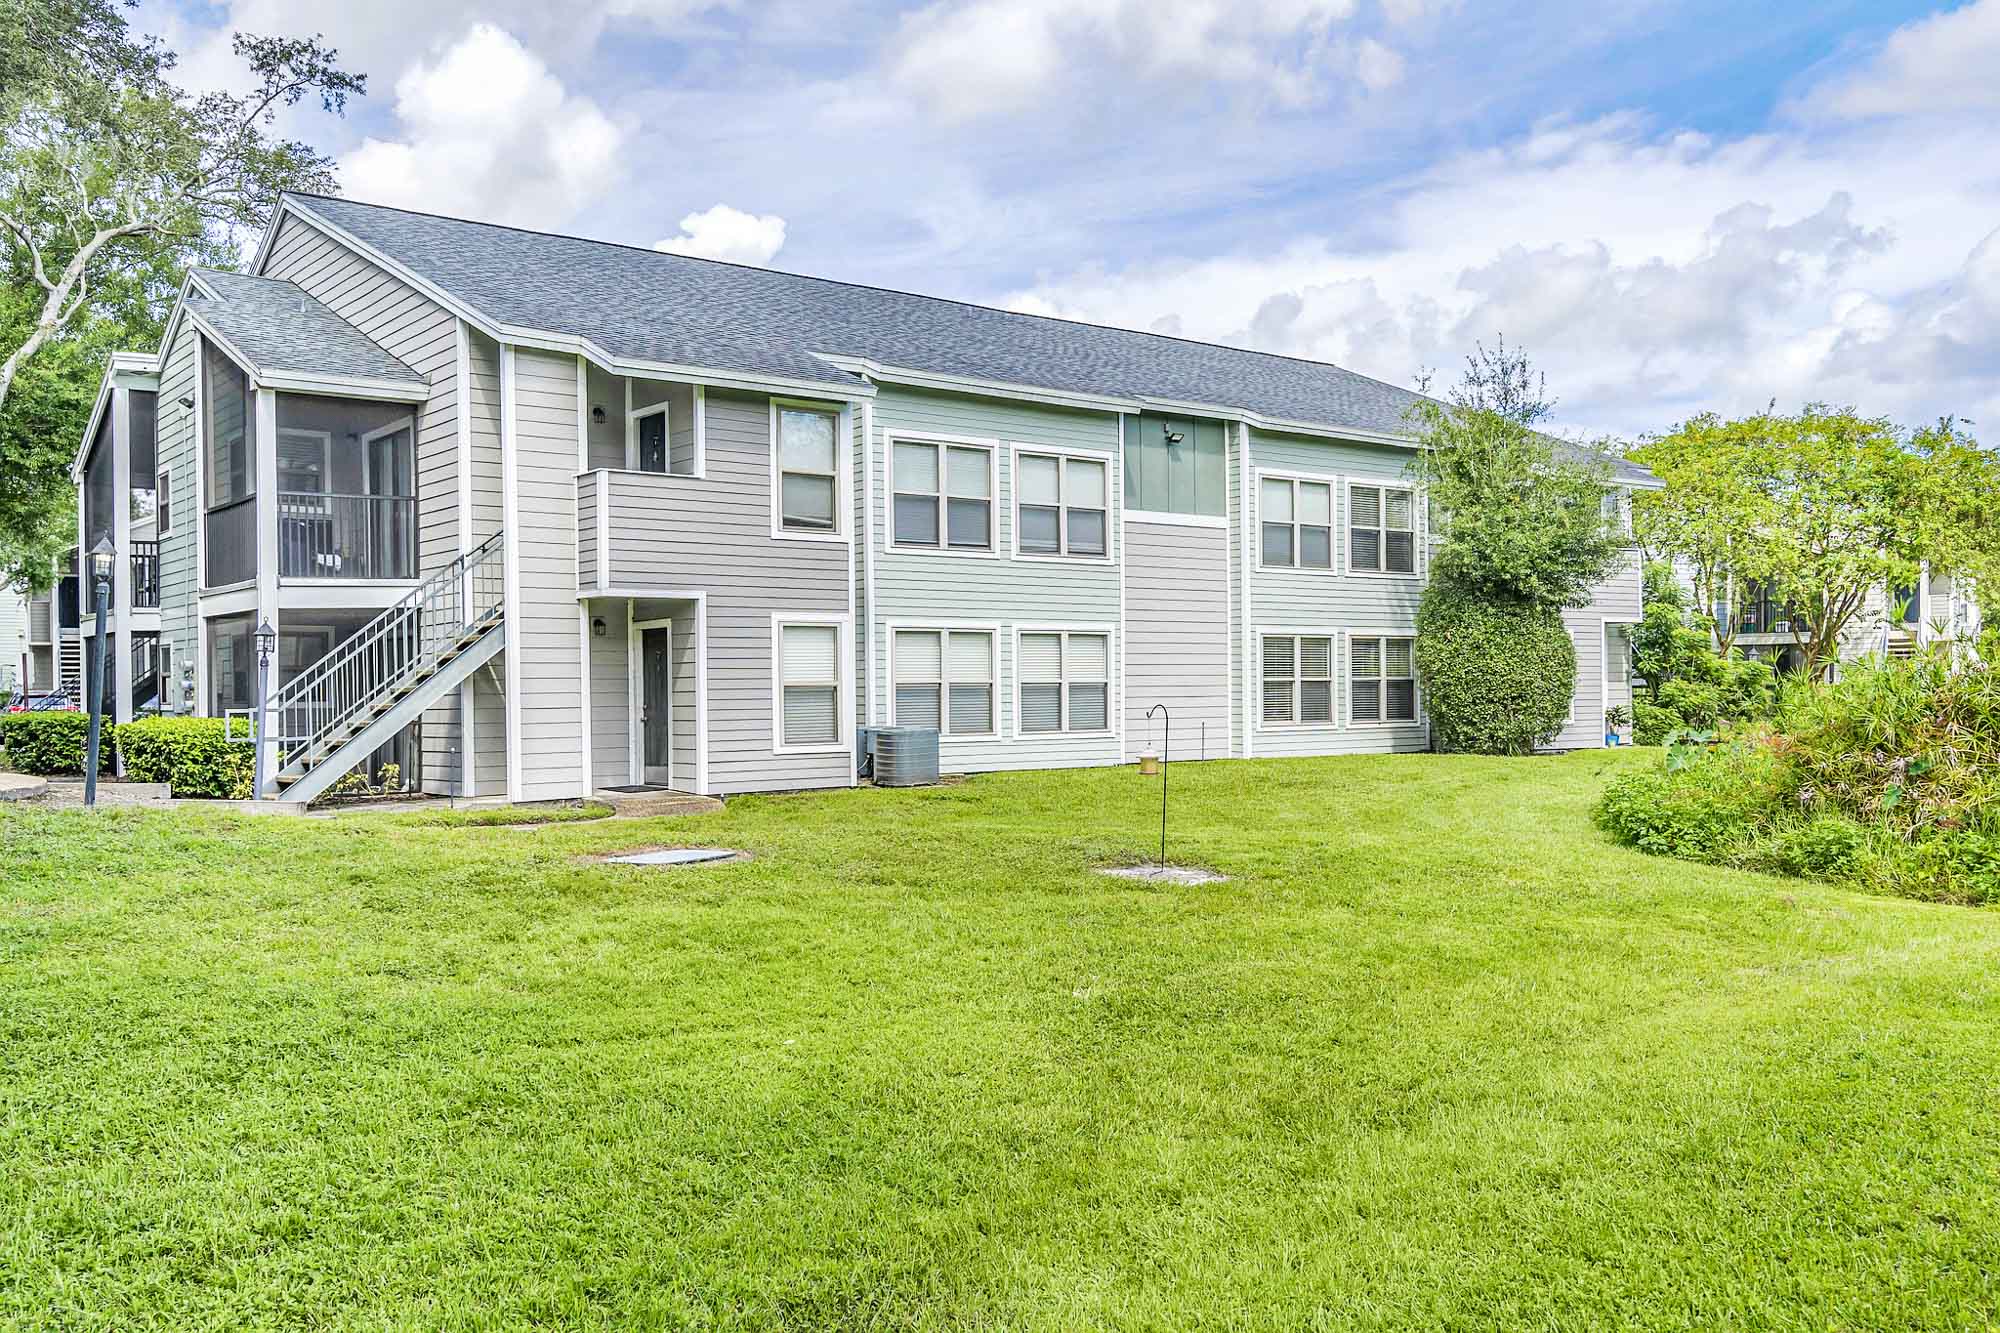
[130,541,160,608]
[279,492,416,581]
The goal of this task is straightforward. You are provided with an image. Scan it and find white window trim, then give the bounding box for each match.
[769,397,849,543]
[1344,477,1422,579]
[1009,444,1115,563]
[1254,469,1340,575]
[627,398,669,474]
[886,621,1002,739]
[155,468,174,538]
[360,418,415,497]
[884,431,1001,559]
[1254,626,1341,731]
[1343,628,1423,727]
[1010,623,1117,740]
[770,612,853,755]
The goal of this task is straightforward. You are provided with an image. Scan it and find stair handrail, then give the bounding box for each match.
[263,530,506,783]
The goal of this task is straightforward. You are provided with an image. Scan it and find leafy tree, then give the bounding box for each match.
[0,0,364,586]
[1627,413,1770,654]
[1635,406,1998,679]
[1405,340,1629,754]
[1405,339,1627,612]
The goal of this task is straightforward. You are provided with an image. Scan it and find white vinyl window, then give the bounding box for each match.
[1602,487,1631,540]
[1018,630,1110,734]
[156,469,173,537]
[1349,484,1417,574]
[893,440,994,551]
[1017,452,1109,558]
[776,404,840,534]
[1350,635,1418,723]
[1261,635,1335,725]
[1260,476,1333,569]
[778,622,842,747]
[893,629,995,735]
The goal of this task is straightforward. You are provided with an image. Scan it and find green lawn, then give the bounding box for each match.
[4,751,1998,1329]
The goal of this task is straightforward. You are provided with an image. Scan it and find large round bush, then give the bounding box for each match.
[1414,582,1575,755]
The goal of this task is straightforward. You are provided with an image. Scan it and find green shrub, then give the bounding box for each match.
[0,711,111,775]
[1631,700,1679,746]
[1415,581,1575,755]
[1761,816,1869,878]
[1594,743,1775,859]
[113,716,254,799]
[1719,656,1778,721]
[1657,679,1724,729]
[1599,652,2000,904]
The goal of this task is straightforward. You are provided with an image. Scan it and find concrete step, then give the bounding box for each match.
[594,788,725,818]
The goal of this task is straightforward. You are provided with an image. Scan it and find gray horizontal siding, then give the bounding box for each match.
[600,388,851,795]
[868,384,1123,773]
[1552,549,1643,750]
[585,596,630,788]
[511,349,588,801]
[1244,429,1427,756]
[155,319,199,713]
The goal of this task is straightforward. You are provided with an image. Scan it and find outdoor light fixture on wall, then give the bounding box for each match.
[591,405,608,424]
[592,617,608,637]
[1162,424,1185,445]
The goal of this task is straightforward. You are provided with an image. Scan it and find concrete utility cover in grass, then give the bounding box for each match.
[605,848,738,867]
[1100,865,1229,885]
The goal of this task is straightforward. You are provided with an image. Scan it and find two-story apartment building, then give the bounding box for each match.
[80,193,1655,804]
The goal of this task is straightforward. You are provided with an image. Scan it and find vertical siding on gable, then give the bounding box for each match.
[1124,521,1230,761]
[868,384,1123,773]
[600,389,850,794]
[511,349,587,800]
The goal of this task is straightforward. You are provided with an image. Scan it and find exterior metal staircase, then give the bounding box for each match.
[261,531,505,805]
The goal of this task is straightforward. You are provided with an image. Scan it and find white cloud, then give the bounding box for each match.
[338,24,622,231]
[1803,0,2000,120]
[654,204,789,266]
[886,0,1373,119]
[1354,37,1406,91]
[1001,105,2000,438]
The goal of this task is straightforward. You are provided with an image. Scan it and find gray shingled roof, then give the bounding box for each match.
[189,268,425,386]
[284,194,1653,485]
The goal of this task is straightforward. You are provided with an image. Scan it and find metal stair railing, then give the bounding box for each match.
[263,531,505,788]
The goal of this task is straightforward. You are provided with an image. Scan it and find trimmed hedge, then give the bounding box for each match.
[0,711,112,775]
[1414,581,1575,755]
[113,716,255,799]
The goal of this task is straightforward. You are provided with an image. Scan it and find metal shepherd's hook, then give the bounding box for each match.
[1144,703,1169,864]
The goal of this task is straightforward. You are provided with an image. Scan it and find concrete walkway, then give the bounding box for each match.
[0,772,49,802]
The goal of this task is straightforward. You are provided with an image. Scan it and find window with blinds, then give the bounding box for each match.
[1018,630,1110,733]
[1259,476,1333,569]
[894,629,994,735]
[1350,635,1417,723]
[777,406,839,533]
[778,622,841,746]
[1349,484,1416,574]
[1261,634,1334,724]
[1017,452,1109,558]
[893,440,993,550]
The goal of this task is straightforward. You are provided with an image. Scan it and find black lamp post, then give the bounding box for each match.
[252,618,276,800]
[83,536,114,807]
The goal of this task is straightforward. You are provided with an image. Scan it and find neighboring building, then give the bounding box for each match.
[74,192,1655,803]
[17,554,81,703]
[1723,570,1983,676]
[0,579,26,698]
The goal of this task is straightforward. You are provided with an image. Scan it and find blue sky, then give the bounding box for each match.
[144,0,2000,440]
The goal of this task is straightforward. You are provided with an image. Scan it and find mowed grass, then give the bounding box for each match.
[3,750,1999,1330]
